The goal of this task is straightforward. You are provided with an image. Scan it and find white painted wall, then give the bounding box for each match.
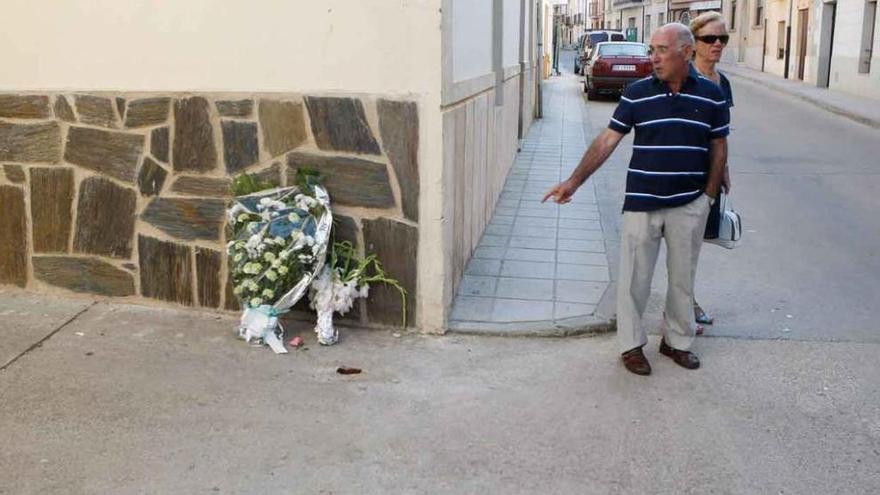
[452,0,494,82]
[0,0,442,95]
[504,0,522,67]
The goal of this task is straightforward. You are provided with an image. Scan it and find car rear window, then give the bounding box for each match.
[598,44,648,57]
[589,33,609,45]
[610,33,626,42]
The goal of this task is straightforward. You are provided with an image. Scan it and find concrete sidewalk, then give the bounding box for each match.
[719,62,880,129]
[448,66,616,336]
[2,287,880,494]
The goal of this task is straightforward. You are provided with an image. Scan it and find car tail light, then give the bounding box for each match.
[593,60,608,75]
[638,60,652,75]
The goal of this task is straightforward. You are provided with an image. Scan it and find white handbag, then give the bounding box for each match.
[705,193,742,249]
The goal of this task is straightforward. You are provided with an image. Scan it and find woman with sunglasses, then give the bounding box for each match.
[690,11,733,333]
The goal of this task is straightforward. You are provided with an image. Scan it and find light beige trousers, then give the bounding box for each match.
[617,194,712,354]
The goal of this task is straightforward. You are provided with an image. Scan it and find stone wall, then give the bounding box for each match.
[0,93,419,328]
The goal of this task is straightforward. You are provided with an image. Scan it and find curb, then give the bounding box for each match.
[722,67,880,130]
[446,315,616,338]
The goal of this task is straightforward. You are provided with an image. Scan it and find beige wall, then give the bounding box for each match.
[763,0,791,77]
[828,0,880,98]
[442,75,523,309]
[0,0,441,95]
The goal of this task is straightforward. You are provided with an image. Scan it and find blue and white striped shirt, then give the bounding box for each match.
[609,65,730,211]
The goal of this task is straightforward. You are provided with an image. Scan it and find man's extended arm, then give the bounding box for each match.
[705,137,727,199]
[543,128,625,203]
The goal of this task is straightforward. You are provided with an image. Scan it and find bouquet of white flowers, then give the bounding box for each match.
[308,241,406,345]
[226,173,332,353]
[226,171,407,352]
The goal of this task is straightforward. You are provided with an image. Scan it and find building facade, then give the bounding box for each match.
[0,0,545,334]
[596,0,877,99]
[722,0,879,99]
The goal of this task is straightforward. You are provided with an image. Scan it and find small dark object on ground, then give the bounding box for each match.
[336,366,362,375]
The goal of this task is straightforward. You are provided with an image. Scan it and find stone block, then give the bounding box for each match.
[224,272,240,311]
[74,94,117,128]
[30,167,74,253]
[125,97,170,128]
[73,177,137,259]
[196,247,222,308]
[0,186,28,287]
[258,99,307,156]
[53,96,76,122]
[141,197,226,241]
[333,214,359,248]
[151,127,169,163]
[33,256,135,297]
[0,95,51,119]
[3,165,25,184]
[0,121,61,163]
[138,235,193,305]
[137,157,167,196]
[305,96,380,154]
[363,218,417,327]
[221,120,259,173]
[216,99,253,118]
[64,126,144,183]
[287,153,394,209]
[170,175,230,198]
[378,99,420,222]
[173,97,217,172]
[251,162,281,186]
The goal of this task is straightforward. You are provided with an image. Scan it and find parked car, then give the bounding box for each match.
[577,30,625,75]
[573,34,587,74]
[582,42,652,100]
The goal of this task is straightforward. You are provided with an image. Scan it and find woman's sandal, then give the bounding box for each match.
[694,302,714,325]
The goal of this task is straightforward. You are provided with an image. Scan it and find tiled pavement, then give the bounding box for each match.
[448,71,614,334]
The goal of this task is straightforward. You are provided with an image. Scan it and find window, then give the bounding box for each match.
[628,17,636,28]
[646,14,652,36]
[860,0,877,73]
[756,0,764,26]
[599,44,649,56]
[730,0,737,31]
[777,21,786,59]
[616,19,621,29]
[659,12,665,26]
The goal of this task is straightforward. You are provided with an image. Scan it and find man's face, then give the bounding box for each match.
[649,30,692,81]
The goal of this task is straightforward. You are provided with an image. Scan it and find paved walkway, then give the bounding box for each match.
[719,62,880,129]
[448,70,614,335]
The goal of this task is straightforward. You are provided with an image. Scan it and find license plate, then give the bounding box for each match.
[613,64,636,71]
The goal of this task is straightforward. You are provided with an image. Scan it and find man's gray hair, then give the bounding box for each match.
[664,22,695,52]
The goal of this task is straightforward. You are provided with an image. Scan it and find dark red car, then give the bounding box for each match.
[583,42,652,100]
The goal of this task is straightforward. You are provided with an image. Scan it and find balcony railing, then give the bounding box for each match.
[612,0,643,6]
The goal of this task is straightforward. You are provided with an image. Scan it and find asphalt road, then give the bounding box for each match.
[569,49,880,344]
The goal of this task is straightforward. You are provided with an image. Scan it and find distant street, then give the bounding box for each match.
[564,48,880,344]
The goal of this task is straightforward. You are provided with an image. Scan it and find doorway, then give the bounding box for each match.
[817,1,836,88]
[797,8,809,80]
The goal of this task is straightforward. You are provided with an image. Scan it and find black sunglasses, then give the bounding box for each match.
[696,35,729,45]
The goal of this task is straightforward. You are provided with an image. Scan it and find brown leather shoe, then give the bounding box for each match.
[621,347,651,375]
[659,339,700,369]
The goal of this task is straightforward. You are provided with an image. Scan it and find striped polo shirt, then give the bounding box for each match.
[608,65,730,211]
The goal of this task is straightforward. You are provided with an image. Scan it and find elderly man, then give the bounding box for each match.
[543,23,729,375]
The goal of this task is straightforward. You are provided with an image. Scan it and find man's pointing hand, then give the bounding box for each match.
[542,179,577,204]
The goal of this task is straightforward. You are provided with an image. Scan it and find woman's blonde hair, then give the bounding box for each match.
[689,11,725,36]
